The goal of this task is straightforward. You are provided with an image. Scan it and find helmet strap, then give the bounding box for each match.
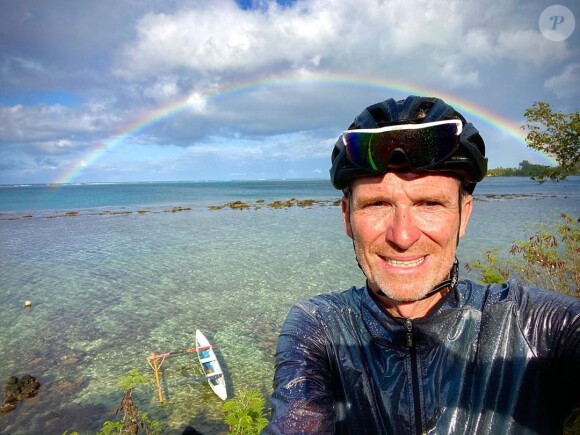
[348,194,365,272]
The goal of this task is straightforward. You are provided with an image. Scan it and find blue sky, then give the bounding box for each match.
[0,0,578,184]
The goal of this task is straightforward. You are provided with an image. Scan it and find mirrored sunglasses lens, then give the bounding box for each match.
[344,123,460,171]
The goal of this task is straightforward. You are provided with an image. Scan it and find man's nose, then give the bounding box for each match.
[385,207,421,249]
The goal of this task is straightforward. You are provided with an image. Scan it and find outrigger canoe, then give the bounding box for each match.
[195,329,227,400]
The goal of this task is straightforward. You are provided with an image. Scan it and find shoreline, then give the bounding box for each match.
[0,192,571,222]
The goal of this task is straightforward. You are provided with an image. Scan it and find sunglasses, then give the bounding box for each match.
[342,119,463,172]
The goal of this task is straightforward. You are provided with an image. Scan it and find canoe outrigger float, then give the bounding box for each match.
[147,330,227,402]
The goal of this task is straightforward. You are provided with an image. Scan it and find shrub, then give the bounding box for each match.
[466,213,579,297]
[222,388,269,434]
[99,369,161,435]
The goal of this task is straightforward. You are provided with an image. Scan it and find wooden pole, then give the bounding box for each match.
[148,354,166,403]
[146,343,216,404]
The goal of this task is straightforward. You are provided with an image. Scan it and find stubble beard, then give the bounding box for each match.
[354,243,453,303]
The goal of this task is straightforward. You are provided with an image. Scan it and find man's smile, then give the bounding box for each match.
[384,256,426,268]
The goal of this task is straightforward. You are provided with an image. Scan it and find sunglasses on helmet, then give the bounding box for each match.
[342,119,463,172]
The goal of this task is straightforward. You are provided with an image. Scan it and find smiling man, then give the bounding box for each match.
[344,171,472,319]
[264,96,579,434]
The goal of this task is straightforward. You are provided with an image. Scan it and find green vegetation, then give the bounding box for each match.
[222,388,269,435]
[522,101,579,182]
[486,160,578,178]
[63,370,270,434]
[97,369,161,435]
[466,213,579,297]
[490,102,580,181]
[64,370,161,435]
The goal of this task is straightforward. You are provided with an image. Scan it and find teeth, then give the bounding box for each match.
[387,257,424,268]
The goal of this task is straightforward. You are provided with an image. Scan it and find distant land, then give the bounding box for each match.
[487,160,579,177]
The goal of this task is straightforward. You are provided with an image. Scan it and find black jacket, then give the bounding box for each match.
[265,280,580,434]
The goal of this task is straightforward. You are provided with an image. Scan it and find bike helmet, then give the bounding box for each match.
[330,96,487,194]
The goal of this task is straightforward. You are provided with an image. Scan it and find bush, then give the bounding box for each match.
[466,213,579,297]
[99,370,161,435]
[222,388,269,434]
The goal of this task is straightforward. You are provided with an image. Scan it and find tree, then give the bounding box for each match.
[522,101,579,182]
[98,369,161,435]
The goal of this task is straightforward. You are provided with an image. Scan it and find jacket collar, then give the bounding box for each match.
[360,281,470,348]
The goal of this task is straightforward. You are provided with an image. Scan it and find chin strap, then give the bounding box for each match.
[374,258,459,301]
[418,257,459,300]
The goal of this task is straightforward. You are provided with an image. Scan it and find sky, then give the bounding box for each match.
[0,0,578,184]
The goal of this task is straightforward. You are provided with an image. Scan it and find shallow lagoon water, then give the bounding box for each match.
[0,177,578,434]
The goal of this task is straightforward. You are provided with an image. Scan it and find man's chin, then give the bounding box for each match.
[371,281,433,303]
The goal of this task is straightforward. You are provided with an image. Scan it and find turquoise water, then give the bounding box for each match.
[0,177,578,434]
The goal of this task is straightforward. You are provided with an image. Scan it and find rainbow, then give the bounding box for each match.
[54,71,556,184]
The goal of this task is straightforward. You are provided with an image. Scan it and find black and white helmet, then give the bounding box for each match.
[330,96,487,193]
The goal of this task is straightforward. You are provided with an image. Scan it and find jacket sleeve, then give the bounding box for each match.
[263,301,336,434]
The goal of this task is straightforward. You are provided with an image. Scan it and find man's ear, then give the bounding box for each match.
[458,194,473,239]
[342,196,353,239]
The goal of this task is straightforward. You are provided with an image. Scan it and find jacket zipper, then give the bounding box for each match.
[406,318,423,435]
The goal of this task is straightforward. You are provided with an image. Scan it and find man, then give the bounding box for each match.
[265,96,579,434]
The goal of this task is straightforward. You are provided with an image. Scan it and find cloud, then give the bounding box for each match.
[0,102,121,151]
[544,63,580,98]
[0,0,575,183]
[113,0,571,86]
[184,130,332,162]
[439,60,482,88]
[0,159,26,171]
[143,76,182,102]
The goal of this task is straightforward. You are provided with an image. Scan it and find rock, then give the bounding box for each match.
[3,374,40,404]
[226,200,250,210]
[0,402,16,413]
[4,376,19,403]
[17,374,41,399]
[183,427,203,435]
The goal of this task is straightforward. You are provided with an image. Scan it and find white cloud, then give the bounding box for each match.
[143,76,181,102]
[185,92,209,113]
[0,101,121,152]
[113,0,337,79]
[495,29,571,64]
[544,63,580,98]
[113,0,572,87]
[184,130,332,162]
[438,59,482,88]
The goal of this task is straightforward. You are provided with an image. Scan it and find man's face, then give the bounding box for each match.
[342,172,473,303]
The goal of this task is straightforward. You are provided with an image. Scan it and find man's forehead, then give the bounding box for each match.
[351,171,462,193]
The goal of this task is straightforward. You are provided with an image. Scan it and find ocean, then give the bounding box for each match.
[1,177,578,434]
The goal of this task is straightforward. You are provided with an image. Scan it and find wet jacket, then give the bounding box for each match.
[265,280,580,434]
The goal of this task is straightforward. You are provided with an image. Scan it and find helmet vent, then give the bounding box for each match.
[368,107,390,125]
